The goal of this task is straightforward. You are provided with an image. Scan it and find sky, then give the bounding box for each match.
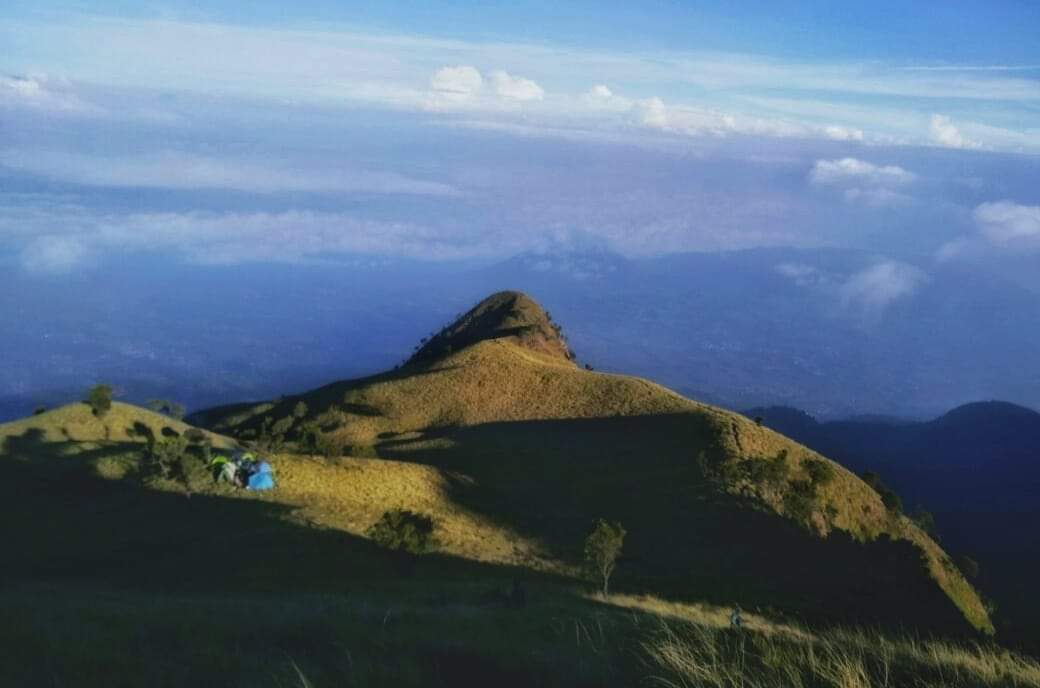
[2,1,1039,275]
[1,2,1040,416]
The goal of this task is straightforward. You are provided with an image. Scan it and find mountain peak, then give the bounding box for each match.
[408,291,575,366]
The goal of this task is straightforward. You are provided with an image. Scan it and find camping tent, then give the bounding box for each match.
[210,453,276,490]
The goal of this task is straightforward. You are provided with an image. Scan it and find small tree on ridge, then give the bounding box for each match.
[584,519,626,598]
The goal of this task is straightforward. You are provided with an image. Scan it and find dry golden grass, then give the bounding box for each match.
[643,615,1040,688]
[288,339,991,633]
[0,401,236,448]
[239,452,563,572]
[4,299,992,635]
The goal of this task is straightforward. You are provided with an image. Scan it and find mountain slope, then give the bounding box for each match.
[199,291,992,634]
[749,401,1040,647]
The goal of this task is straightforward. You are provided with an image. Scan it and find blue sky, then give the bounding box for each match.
[1,1,1038,277]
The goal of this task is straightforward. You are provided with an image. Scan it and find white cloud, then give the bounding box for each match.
[0,74,97,113]
[809,158,916,187]
[8,210,498,269]
[4,16,1038,151]
[809,158,916,207]
[490,70,544,101]
[639,97,669,128]
[430,65,483,99]
[840,261,927,313]
[20,236,89,274]
[973,201,1040,246]
[0,150,458,196]
[823,125,864,141]
[587,84,613,99]
[929,114,982,149]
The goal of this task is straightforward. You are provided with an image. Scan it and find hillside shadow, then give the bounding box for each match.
[374,413,974,636]
[0,428,537,596]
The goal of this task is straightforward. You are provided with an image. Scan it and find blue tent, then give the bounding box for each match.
[246,461,275,490]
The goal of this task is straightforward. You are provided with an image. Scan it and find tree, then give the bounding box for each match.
[148,399,185,421]
[293,401,308,419]
[85,384,113,418]
[584,519,626,598]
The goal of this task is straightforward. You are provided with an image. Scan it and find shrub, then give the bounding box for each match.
[85,384,113,418]
[861,471,903,514]
[911,507,938,538]
[293,401,308,419]
[147,435,189,481]
[783,480,817,524]
[148,399,185,421]
[33,406,47,416]
[367,509,437,556]
[746,449,790,488]
[804,458,836,486]
[584,519,626,598]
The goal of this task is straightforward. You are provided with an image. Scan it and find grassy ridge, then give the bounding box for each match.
[0,397,1027,686]
[203,334,992,634]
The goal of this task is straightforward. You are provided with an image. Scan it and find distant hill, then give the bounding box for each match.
[747,401,1040,647]
[196,291,992,634]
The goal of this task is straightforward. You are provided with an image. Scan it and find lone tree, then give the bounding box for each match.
[584,519,626,598]
[85,384,113,418]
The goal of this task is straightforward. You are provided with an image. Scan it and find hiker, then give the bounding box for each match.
[730,604,743,629]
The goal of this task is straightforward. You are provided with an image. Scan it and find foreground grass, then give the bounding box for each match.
[5,583,1036,688]
[645,621,1040,688]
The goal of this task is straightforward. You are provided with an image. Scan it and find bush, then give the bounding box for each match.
[148,399,185,421]
[293,401,308,419]
[804,458,836,486]
[584,519,626,598]
[147,435,190,481]
[861,471,903,514]
[783,480,817,524]
[33,406,47,416]
[745,449,790,488]
[911,507,938,538]
[367,509,437,555]
[85,384,113,418]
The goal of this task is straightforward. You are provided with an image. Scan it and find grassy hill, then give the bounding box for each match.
[748,401,1040,652]
[3,402,1036,686]
[197,291,991,635]
[6,291,1031,686]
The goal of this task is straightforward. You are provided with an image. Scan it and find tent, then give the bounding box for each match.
[210,453,276,490]
[247,461,275,490]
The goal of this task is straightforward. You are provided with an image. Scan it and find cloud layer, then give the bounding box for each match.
[2,16,1038,152]
[0,150,458,196]
[809,158,916,207]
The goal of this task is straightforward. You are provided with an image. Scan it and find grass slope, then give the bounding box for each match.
[0,406,1025,685]
[199,292,992,635]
